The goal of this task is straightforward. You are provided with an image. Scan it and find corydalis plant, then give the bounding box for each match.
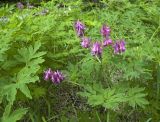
[74,20,85,37]
[103,39,112,47]
[44,68,64,84]
[17,2,24,9]
[113,40,126,54]
[81,37,90,48]
[27,3,34,9]
[91,42,102,57]
[74,20,126,58]
[51,70,65,84]
[100,24,111,39]
[44,68,52,81]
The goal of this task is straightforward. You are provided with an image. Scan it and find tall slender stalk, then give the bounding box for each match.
[107,110,110,122]
[96,111,102,122]
[156,65,160,103]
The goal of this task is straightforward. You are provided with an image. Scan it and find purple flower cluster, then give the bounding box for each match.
[91,42,102,57]
[100,25,111,38]
[113,40,126,54]
[103,39,112,47]
[17,2,34,9]
[44,68,64,84]
[74,20,126,58]
[17,2,24,9]
[74,20,85,37]
[81,37,90,48]
[27,3,34,9]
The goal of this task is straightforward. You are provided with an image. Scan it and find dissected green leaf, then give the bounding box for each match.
[2,107,28,122]
[127,87,149,108]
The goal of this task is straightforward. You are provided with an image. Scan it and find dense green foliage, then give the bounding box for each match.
[0,0,160,121]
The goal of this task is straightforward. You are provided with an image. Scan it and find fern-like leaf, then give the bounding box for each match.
[127,87,149,108]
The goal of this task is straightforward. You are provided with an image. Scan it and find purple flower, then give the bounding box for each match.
[41,9,49,15]
[113,42,120,54]
[27,3,34,9]
[81,37,90,48]
[44,68,52,81]
[100,25,111,38]
[51,70,64,84]
[103,39,112,47]
[119,40,126,52]
[113,40,126,54]
[91,42,102,57]
[17,2,24,9]
[74,20,85,37]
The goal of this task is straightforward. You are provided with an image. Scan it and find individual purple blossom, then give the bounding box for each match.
[119,40,126,52]
[81,37,90,48]
[44,68,52,81]
[100,24,111,38]
[74,20,85,37]
[113,40,126,54]
[17,2,24,9]
[103,39,112,47]
[91,42,102,57]
[51,70,64,84]
[113,42,120,54]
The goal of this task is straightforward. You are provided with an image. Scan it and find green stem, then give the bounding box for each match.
[67,81,82,86]
[42,116,47,122]
[107,110,110,122]
[47,115,58,122]
[156,65,160,103]
[96,55,102,63]
[96,111,102,122]
[44,98,51,118]
[157,82,159,102]
[149,25,160,43]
